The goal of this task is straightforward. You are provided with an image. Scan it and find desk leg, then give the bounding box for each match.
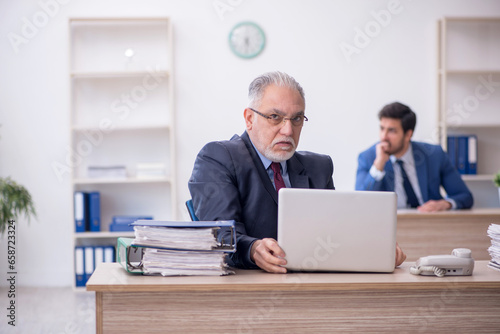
[95,292,103,334]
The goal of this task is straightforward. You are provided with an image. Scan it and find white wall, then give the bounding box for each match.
[1,0,499,286]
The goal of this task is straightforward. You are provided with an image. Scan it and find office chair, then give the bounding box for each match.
[185,199,199,221]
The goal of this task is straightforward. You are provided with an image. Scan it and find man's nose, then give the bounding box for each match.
[279,118,294,136]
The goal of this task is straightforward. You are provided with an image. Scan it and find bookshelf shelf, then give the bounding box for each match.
[71,70,169,79]
[74,231,136,239]
[72,124,171,132]
[446,123,500,129]
[73,177,172,185]
[69,17,177,289]
[438,17,500,208]
[461,174,496,182]
[445,69,500,75]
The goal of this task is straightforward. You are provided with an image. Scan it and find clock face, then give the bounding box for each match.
[228,22,266,59]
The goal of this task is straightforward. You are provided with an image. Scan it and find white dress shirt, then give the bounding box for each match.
[369,146,423,208]
[390,146,424,208]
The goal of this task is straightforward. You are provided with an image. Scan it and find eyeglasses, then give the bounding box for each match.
[249,108,308,127]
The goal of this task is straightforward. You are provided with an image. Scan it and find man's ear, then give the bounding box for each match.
[244,108,254,130]
[404,129,413,142]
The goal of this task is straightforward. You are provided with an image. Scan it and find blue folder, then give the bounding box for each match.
[467,135,477,175]
[104,245,116,262]
[74,192,89,233]
[447,135,457,170]
[109,215,153,232]
[89,192,101,232]
[75,246,86,287]
[84,246,94,283]
[457,136,468,174]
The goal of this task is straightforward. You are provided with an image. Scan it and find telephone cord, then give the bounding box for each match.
[409,265,446,277]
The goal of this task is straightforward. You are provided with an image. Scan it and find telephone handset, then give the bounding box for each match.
[410,248,474,277]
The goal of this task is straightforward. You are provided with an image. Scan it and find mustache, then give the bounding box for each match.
[272,137,296,147]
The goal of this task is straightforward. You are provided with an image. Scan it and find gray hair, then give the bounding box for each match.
[248,71,305,109]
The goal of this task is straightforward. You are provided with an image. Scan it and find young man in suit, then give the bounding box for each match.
[189,72,406,273]
[356,101,473,212]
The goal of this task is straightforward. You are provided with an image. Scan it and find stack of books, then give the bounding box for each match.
[487,223,500,271]
[117,220,236,276]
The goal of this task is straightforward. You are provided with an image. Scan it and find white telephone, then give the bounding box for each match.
[410,248,474,277]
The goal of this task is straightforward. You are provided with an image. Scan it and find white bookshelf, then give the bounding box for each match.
[69,17,176,288]
[438,17,500,207]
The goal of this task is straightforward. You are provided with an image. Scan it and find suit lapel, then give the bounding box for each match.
[412,142,429,202]
[240,132,279,204]
[287,155,309,188]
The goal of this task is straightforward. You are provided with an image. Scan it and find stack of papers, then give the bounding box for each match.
[142,248,229,276]
[133,226,218,250]
[487,223,500,271]
[130,220,236,276]
[136,162,166,179]
[87,165,127,179]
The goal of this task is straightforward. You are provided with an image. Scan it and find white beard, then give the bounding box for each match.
[263,137,296,162]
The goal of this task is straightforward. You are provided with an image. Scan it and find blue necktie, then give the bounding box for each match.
[396,160,419,208]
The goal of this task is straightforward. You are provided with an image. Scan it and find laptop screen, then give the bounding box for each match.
[277,189,397,273]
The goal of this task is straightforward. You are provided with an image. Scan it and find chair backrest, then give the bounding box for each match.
[185,199,199,221]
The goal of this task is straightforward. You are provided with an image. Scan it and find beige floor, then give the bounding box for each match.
[0,286,95,334]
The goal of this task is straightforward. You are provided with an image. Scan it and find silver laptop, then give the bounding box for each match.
[277,189,397,273]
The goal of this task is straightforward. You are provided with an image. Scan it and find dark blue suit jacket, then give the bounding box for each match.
[188,132,335,269]
[355,141,473,209]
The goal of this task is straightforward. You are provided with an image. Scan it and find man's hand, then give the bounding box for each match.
[418,199,452,212]
[250,238,287,273]
[374,141,391,171]
[395,242,406,267]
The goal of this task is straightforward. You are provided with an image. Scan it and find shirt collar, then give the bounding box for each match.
[390,142,414,166]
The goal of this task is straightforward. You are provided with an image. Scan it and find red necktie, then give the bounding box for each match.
[270,162,286,192]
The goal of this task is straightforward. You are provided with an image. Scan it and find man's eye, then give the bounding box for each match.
[269,114,281,120]
[292,116,303,122]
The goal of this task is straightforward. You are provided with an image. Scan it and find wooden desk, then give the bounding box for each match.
[397,208,500,261]
[87,262,500,333]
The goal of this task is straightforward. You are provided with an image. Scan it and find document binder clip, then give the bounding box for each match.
[117,237,145,274]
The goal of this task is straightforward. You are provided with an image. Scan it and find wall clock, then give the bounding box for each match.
[228,21,266,59]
